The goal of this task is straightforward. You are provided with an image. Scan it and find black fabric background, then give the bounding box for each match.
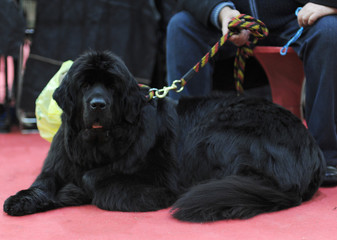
[0,0,25,57]
[19,0,175,113]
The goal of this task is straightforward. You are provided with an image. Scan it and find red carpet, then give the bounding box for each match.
[0,131,336,240]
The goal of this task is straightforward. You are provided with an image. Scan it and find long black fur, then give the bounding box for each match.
[3,50,325,222]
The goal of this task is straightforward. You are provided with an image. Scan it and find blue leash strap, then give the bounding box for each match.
[280,7,303,56]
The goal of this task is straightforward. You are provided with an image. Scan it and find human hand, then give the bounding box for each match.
[297,2,337,27]
[219,6,250,46]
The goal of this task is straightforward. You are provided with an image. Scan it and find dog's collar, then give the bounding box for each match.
[138,84,156,100]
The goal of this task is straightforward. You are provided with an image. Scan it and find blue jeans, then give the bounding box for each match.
[166,11,337,166]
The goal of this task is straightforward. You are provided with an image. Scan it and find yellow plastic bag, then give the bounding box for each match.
[35,60,73,142]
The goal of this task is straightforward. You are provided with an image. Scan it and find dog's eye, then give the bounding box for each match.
[81,82,90,89]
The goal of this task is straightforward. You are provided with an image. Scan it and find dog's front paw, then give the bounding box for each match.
[3,188,53,216]
[4,189,38,216]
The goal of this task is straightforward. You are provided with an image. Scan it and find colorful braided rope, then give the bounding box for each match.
[231,15,268,93]
[184,14,269,95]
[151,14,269,99]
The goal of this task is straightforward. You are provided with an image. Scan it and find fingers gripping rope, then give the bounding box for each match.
[153,14,268,99]
[229,14,269,94]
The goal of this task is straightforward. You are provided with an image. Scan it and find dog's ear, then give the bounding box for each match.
[122,78,147,124]
[108,53,147,124]
[53,73,75,115]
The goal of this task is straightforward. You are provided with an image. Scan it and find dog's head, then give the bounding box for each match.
[53,50,147,139]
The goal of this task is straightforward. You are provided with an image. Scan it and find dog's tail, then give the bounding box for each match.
[171,175,302,222]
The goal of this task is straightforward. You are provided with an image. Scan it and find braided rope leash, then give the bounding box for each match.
[154,14,269,98]
[230,14,269,93]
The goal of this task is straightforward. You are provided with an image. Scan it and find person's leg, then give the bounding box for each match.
[261,16,337,185]
[166,11,236,99]
[291,15,337,185]
[296,16,337,165]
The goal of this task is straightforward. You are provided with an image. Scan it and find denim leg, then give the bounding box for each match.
[294,15,337,166]
[166,11,236,100]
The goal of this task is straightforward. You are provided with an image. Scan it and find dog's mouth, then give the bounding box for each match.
[83,109,113,131]
[82,120,111,143]
[86,117,106,130]
[92,122,103,129]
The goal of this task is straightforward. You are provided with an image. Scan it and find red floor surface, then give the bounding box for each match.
[0,131,336,240]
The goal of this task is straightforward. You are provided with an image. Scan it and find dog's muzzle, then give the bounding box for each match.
[89,97,107,129]
[82,82,113,131]
[90,97,107,111]
[88,97,107,129]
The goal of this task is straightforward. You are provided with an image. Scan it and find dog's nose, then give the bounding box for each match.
[90,97,106,111]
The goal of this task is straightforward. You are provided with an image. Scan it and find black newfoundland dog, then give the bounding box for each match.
[4,50,325,222]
